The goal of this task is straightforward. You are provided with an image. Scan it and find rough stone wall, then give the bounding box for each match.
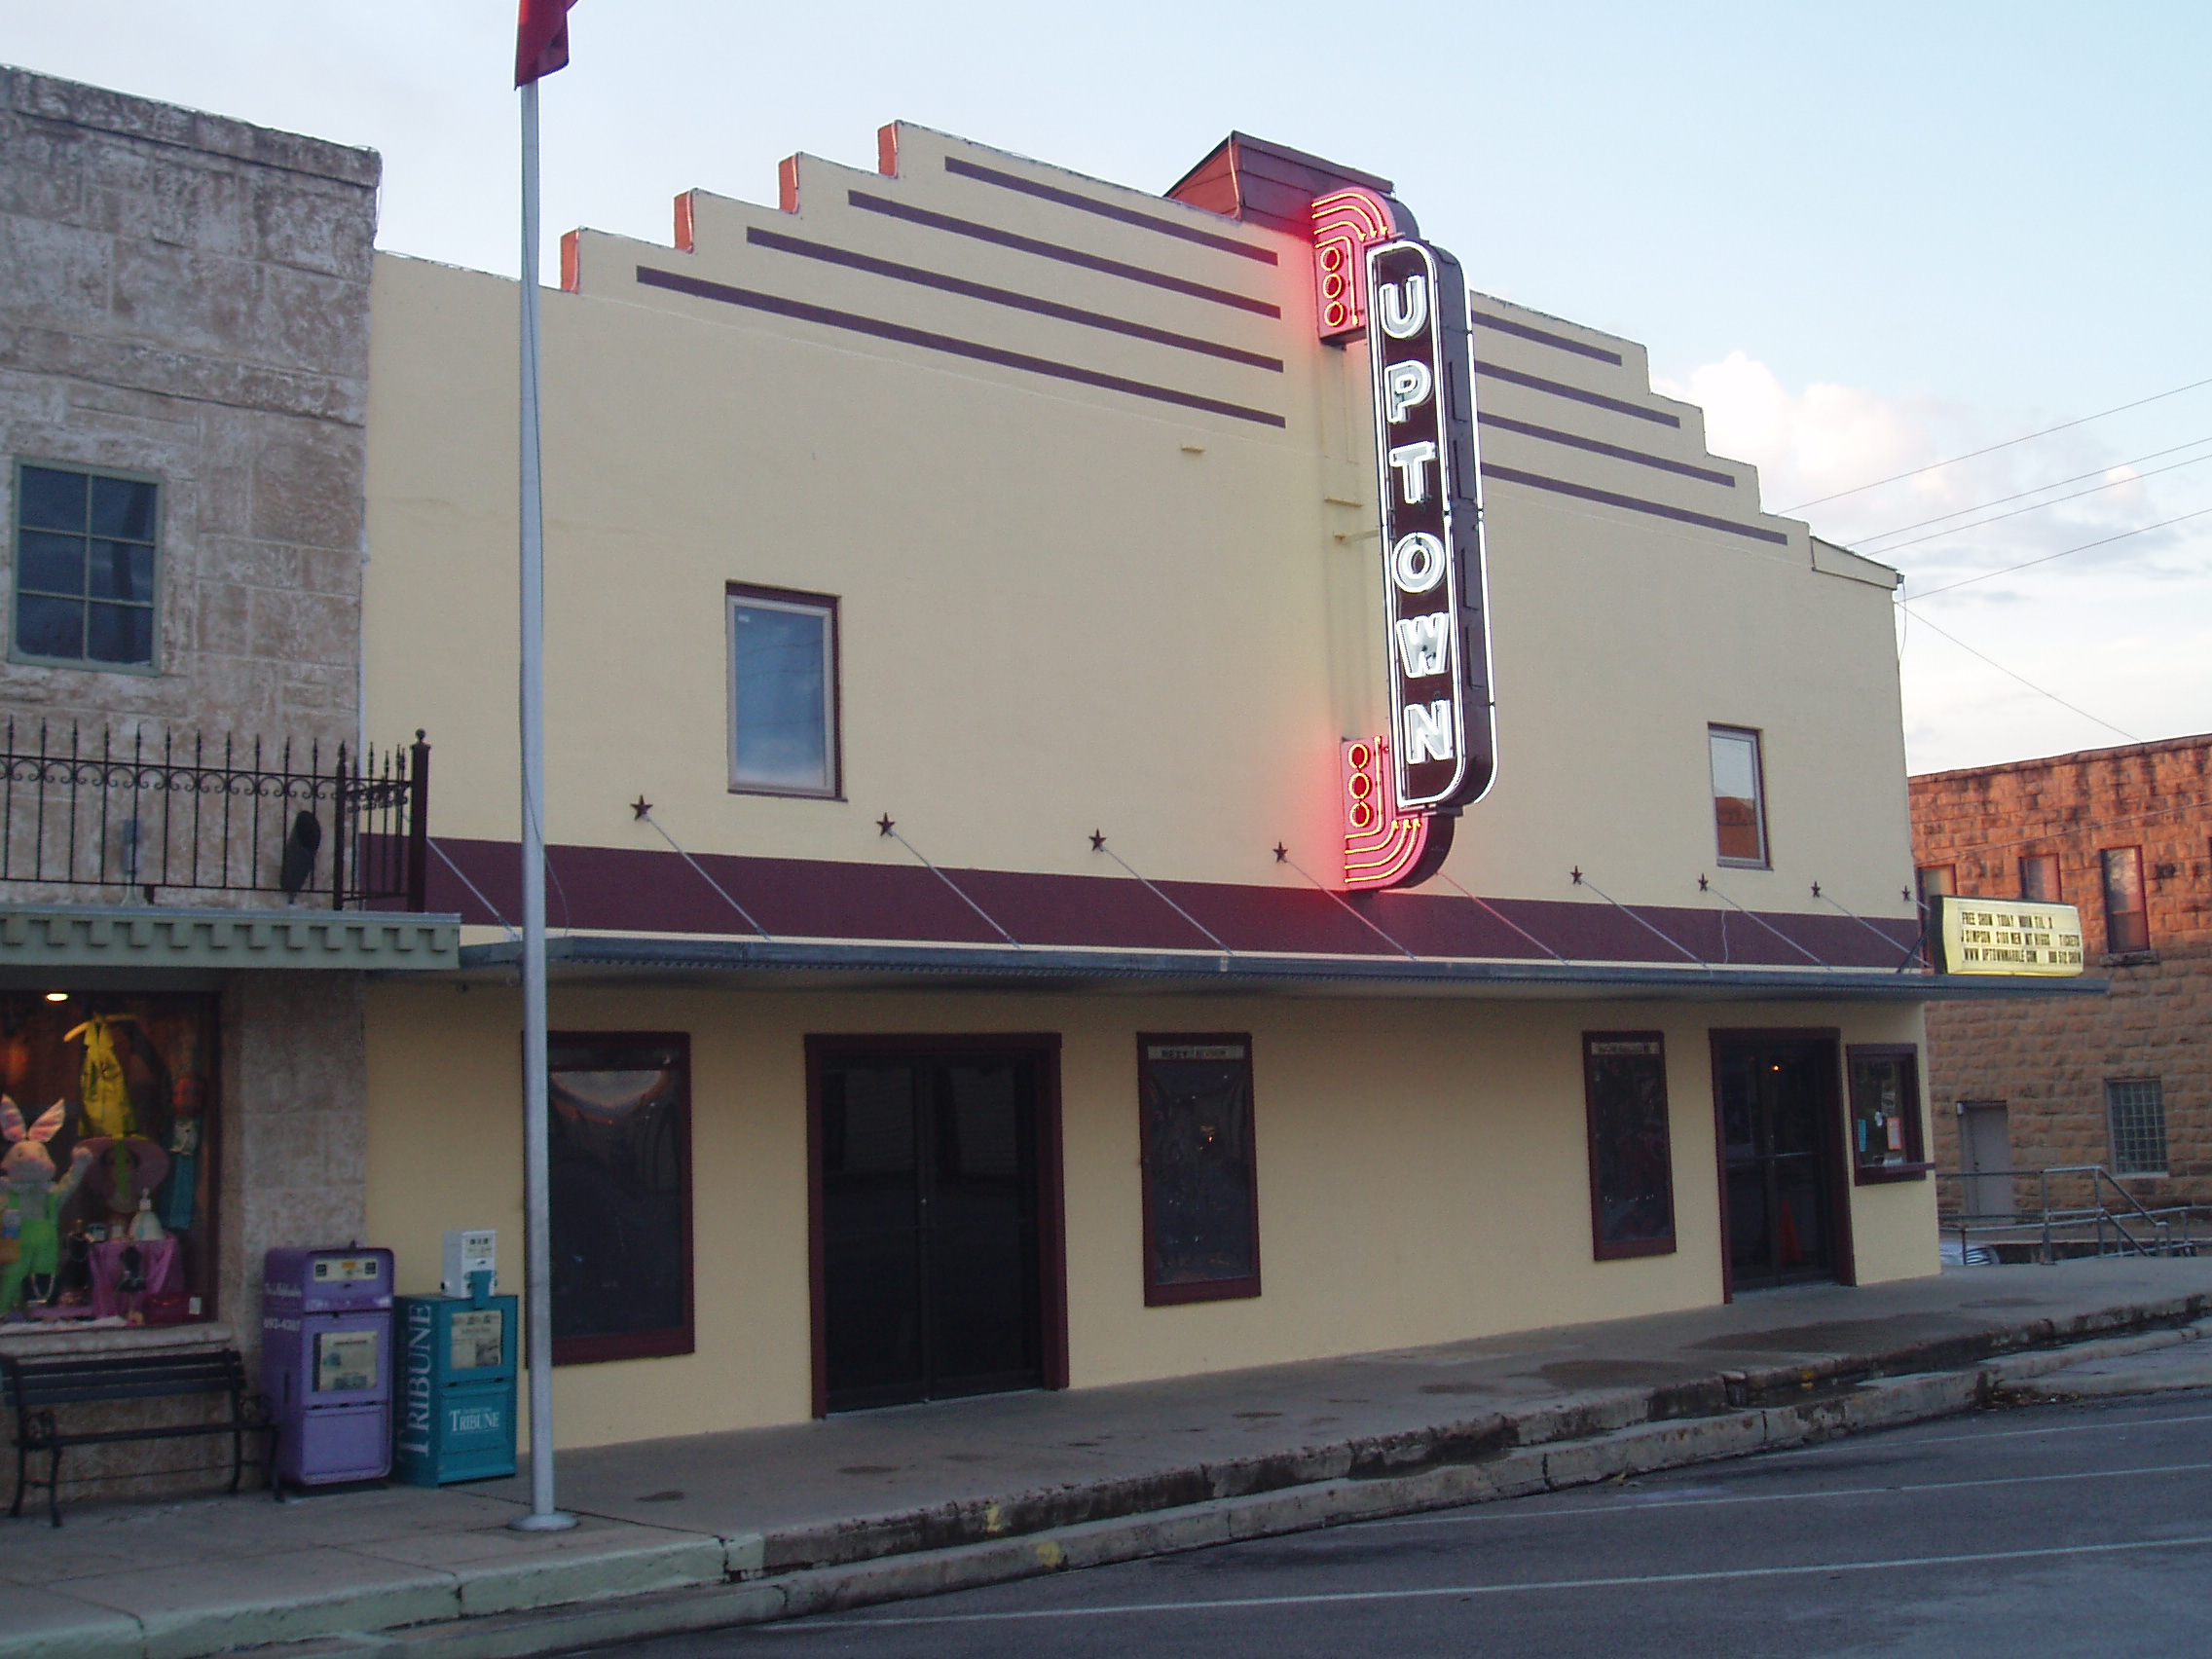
[1910,733,2212,1210]
[217,968,370,1370]
[0,66,380,755]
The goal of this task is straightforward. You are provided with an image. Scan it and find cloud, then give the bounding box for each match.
[1654,353,2212,770]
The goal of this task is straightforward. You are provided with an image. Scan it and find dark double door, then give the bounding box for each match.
[817,1051,1046,1412]
[1715,1036,1845,1291]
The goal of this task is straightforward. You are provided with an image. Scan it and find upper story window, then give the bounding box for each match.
[726,583,838,797]
[1708,725,1768,867]
[1916,865,1956,903]
[2100,846,2148,953]
[13,461,159,671]
[2019,853,2061,903]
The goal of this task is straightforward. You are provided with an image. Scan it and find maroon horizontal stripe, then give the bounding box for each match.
[1476,361,1681,426]
[746,226,1282,372]
[1471,311,1624,365]
[1479,413,1736,486]
[1481,463,1791,545]
[847,191,1281,317]
[423,838,1912,972]
[636,266,1286,428]
[943,157,1278,265]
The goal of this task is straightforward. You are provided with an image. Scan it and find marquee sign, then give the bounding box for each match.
[1932,896,2085,977]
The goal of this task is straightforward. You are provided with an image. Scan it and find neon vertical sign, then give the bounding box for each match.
[1310,188,1395,343]
[1366,236,1495,823]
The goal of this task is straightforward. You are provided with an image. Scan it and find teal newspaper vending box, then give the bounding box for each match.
[392,1273,517,1485]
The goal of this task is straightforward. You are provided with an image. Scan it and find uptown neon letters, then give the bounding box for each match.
[1365,237,1495,822]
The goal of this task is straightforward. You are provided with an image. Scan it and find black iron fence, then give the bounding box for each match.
[0,722,429,910]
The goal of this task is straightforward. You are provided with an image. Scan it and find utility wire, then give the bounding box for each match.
[1779,373,2212,513]
[1866,453,2212,557]
[1856,436,2212,547]
[1904,504,2212,600]
[1899,605,2140,743]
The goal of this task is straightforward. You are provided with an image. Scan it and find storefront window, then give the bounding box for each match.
[1847,1045,1928,1182]
[1582,1033,1677,1259]
[547,1033,692,1363]
[0,990,215,1330]
[1138,1035,1260,1306]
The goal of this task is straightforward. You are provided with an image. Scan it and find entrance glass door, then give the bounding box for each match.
[818,1052,1044,1412]
[1715,1037,1841,1290]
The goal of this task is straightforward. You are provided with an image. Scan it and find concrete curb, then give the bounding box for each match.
[72,1294,2212,1659]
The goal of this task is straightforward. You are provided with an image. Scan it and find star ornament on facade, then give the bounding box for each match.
[1698,873,1710,892]
[1273,843,1289,864]
[1090,830,1107,851]
[630,794,652,821]
[877,814,896,837]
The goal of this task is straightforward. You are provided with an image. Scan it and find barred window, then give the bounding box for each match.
[2105,1078,2167,1176]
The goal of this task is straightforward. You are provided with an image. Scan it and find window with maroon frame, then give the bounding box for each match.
[547,1033,693,1363]
[1582,1033,1677,1259]
[1138,1036,1260,1305]
[2100,847,2148,953]
[1846,1045,1929,1182]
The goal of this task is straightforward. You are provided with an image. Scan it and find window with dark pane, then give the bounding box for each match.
[1847,1046,1926,1180]
[2018,853,2061,903]
[1139,1037,1259,1304]
[2100,847,2148,953]
[13,462,158,668]
[547,1034,692,1363]
[1582,1034,1677,1259]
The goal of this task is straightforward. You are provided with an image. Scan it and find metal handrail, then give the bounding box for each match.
[1935,1164,2204,1264]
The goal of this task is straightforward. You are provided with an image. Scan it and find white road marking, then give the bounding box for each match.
[771,1533,2212,1632]
[1365,1458,2212,1527]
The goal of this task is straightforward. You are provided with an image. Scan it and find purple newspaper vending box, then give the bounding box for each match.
[262,1247,395,1488]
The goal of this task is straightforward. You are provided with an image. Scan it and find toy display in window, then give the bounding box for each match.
[66,1014,139,1137]
[0,1100,94,1312]
[0,994,215,1325]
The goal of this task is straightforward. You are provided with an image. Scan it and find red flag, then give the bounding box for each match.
[515,0,576,87]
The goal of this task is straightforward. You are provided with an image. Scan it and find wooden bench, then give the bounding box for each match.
[0,1347,277,1526]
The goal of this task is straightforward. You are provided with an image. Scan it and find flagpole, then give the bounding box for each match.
[511,73,573,1534]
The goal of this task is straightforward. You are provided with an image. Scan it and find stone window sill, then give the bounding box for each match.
[2101,950,2160,968]
[0,1319,236,1360]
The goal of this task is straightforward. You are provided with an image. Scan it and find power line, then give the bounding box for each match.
[1868,452,2212,556]
[1779,373,2212,513]
[1904,504,2212,600]
[1899,604,2139,743]
[1856,435,2212,546]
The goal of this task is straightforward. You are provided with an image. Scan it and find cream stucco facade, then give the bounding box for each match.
[356,122,1964,1448]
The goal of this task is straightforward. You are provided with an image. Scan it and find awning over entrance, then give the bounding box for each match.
[448,932,2105,1003]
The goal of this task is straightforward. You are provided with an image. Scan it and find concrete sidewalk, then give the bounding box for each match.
[2,1257,2205,1659]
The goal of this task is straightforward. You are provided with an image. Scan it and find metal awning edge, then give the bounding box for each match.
[443,933,2106,1002]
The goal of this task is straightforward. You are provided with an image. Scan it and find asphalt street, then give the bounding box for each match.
[610,1388,2212,1659]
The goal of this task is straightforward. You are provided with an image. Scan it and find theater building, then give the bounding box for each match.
[354,124,2087,1449]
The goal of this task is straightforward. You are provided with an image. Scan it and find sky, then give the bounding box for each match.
[6,1,2207,774]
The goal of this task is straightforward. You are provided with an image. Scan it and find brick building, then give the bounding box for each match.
[1910,733,2212,1216]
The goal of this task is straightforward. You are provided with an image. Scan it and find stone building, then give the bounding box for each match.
[0,66,454,1494]
[1911,732,2212,1217]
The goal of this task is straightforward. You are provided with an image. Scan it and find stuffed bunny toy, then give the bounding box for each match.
[1,1098,92,1313]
